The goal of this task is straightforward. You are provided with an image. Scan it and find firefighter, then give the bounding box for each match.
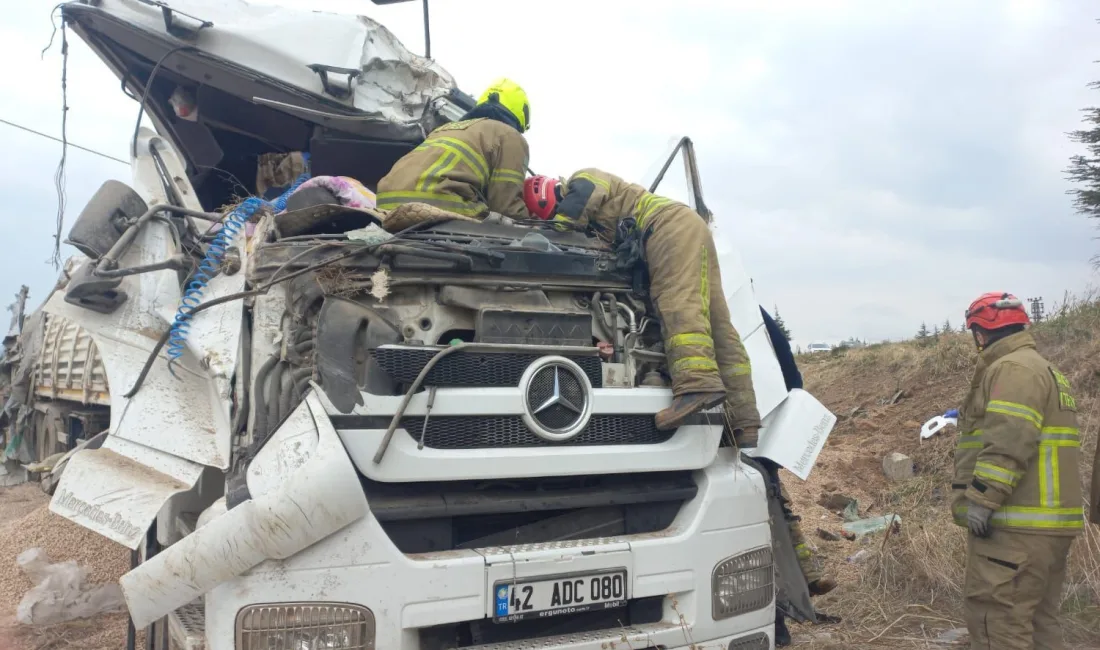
[522,171,759,435]
[376,78,531,219]
[954,292,1085,650]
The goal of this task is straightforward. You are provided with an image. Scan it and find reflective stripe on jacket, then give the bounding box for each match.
[375,118,530,219]
[951,331,1084,535]
[553,168,682,242]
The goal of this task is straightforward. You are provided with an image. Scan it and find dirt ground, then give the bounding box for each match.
[0,484,133,650]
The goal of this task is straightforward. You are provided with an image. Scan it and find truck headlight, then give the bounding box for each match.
[235,603,375,649]
[711,547,773,620]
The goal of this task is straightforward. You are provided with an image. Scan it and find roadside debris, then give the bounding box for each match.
[935,627,969,644]
[881,452,914,481]
[15,548,125,625]
[846,549,872,564]
[920,409,959,439]
[842,514,901,539]
[842,500,862,522]
[816,528,842,542]
[817,492,856,512]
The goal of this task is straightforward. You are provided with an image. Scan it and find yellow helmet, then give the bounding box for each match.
[478,78,530,132]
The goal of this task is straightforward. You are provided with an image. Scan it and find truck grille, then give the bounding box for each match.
[401,415,674,449]
[372,347,603,388]
[364,471,696,554]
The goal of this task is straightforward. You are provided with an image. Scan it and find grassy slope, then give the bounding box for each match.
[782,298,1100,648]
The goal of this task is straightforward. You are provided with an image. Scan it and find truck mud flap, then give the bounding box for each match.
[740,455,815,623]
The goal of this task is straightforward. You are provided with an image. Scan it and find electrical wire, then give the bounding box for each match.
[132,45,193,158]
[50,18,69,269]
[0,118,128,165]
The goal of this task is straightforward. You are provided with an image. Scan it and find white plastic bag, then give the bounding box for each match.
[15,548,125,625]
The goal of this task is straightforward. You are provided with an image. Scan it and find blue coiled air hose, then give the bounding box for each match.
[165,161,311,377]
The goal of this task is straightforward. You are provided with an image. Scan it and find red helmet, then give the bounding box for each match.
[965,292,1030,331]
[523,175,560,220]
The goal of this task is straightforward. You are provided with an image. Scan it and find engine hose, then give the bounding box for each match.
[251,354,279,440]
[278,364,295,422]
[164,158,311,377]
[293,375,312,401]
[279,367,312,417]
[265,362,287,434]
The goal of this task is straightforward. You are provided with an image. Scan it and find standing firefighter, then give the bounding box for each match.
[954,292,1084,650]
[522,170,760,435]
[376,78,531,218]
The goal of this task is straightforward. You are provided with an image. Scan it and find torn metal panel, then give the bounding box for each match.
[5,285,28,343]
[49,435,204,549]
[119,392,369,629]
[40,133,241,470]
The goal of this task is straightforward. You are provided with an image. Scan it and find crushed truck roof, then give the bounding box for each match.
[64,0,457,131]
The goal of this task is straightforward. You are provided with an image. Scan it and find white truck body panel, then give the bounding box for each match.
[121,392,369,628]
[202,449,773,650]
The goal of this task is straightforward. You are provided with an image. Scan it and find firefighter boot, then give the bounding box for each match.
[809,578,837,596]
[774,609,792,647]
[655,392,726,431]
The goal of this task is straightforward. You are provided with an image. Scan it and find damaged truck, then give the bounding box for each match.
[42,1,837,648]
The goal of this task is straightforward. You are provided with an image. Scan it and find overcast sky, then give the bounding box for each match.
[0,0,1097,344]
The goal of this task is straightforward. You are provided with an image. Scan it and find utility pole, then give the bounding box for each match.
[1027,296,1044,323]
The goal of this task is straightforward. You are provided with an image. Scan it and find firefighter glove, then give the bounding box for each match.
[966,501,995,538]
[612,218,644,271]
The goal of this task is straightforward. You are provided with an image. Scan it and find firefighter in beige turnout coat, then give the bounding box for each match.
[376,78,531,219]
[955,292,1086,650]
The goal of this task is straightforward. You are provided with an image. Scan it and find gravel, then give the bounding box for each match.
[0,486,135,650]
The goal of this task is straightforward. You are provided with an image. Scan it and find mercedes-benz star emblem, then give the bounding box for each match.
[518,356,594,442]
[532,366,584,418]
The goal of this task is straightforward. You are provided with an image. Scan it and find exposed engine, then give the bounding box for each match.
[247,211,673,445]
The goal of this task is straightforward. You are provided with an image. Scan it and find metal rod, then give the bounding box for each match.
[422,0,431,59]
[95,255,190,278]
[417,386,436,450]
[648,137,688,194]
[97,203,219,269]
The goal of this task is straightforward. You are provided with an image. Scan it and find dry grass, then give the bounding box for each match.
[786,292,1100,648]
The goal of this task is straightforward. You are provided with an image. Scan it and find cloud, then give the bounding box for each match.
[0,0,1095,344]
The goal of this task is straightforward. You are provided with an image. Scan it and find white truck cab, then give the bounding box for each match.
[43,1,836,648]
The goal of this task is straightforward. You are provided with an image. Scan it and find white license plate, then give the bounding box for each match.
[493,570,628,622]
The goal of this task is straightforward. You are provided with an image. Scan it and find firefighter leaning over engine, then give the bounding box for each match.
[953,292,1085,650]
[376,78,531,219]
[522,170,760,437]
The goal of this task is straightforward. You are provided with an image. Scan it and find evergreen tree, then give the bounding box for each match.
[773,305,792,340]
[933,324,941,338]
[917,322,930,340]
[1066,64,1100,265]
[943,318,952,333]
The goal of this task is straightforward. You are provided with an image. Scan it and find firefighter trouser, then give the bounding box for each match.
[643,206,759,427]
[760,458,821,586]
[965,530,1073,650]
[781,482,822,584]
